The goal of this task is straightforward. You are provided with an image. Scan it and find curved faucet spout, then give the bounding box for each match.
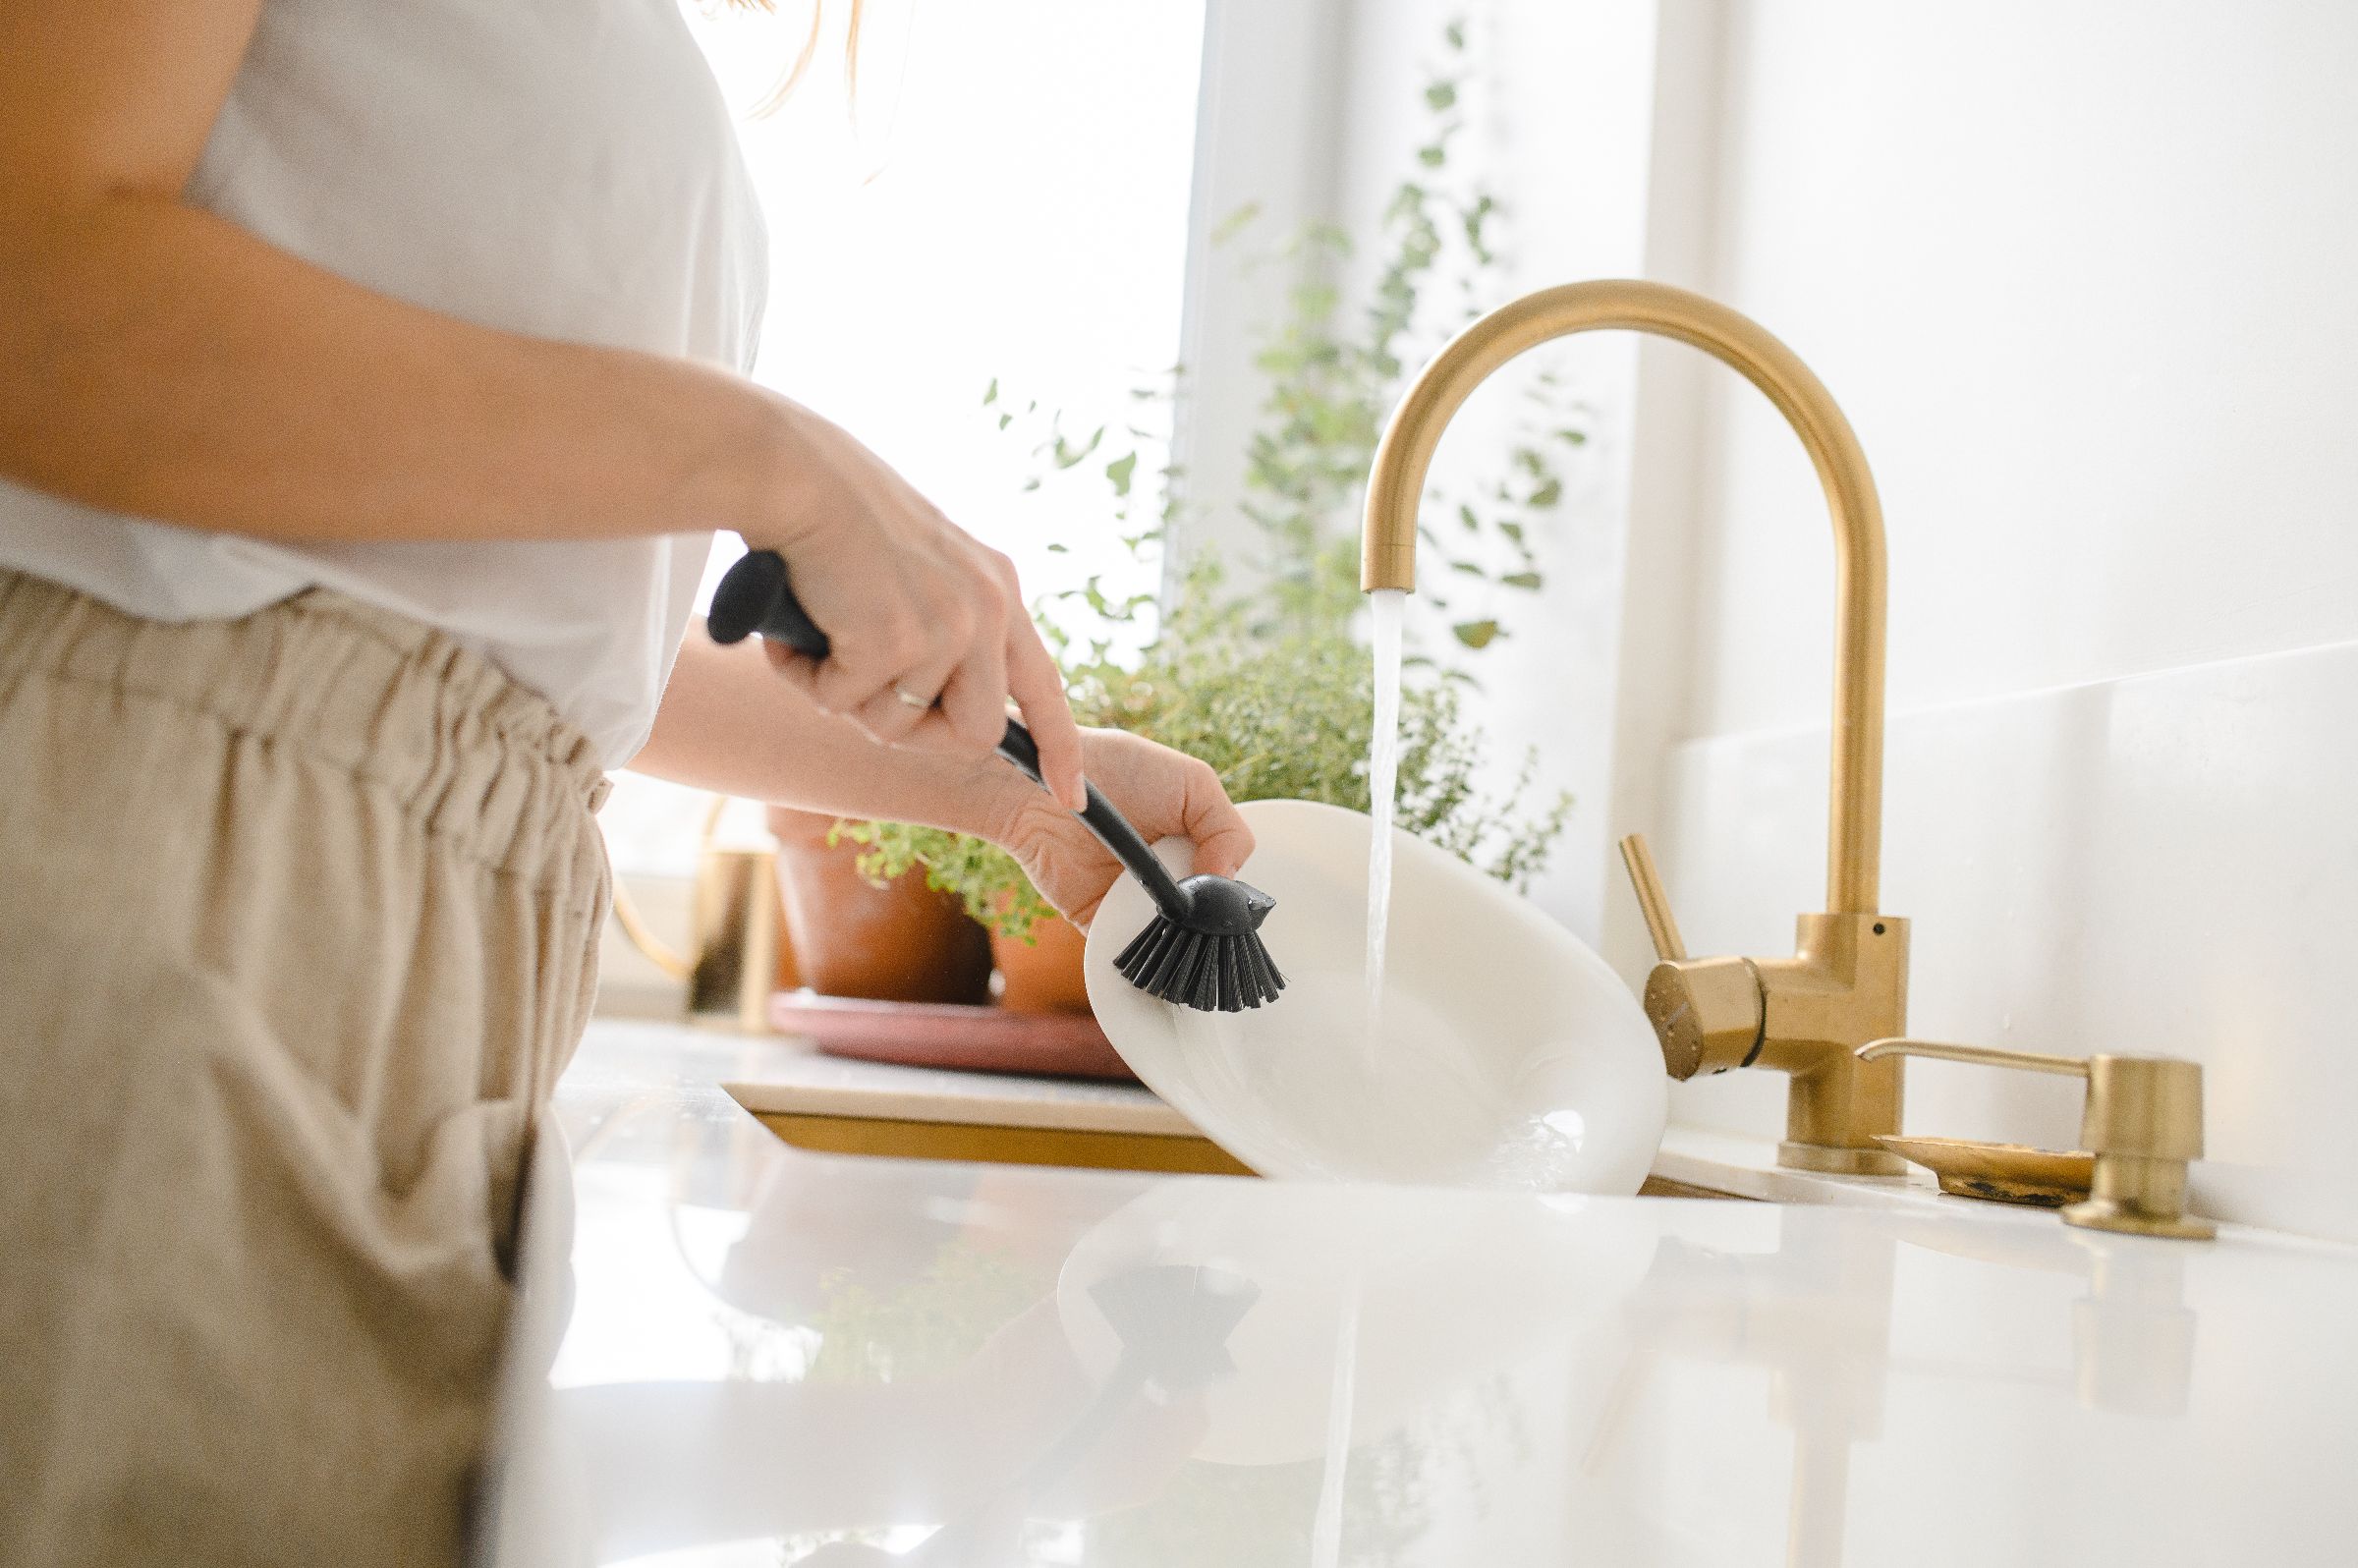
[1363,279,1907,1173]
[1359,278,1886,915]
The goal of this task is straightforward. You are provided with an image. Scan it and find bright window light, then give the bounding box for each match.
[605,0,1207,873]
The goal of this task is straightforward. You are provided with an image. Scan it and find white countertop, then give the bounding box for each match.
[483,1019,2358,1567]
[713,1026,1195,1137]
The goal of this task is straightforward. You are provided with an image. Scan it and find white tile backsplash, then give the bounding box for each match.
[1656,637,2358,1242]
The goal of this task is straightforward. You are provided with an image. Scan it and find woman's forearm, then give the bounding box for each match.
[635,630,1259,929]
[1,0,1089,802]
[0,193,787,544]
[630,631,1039,840]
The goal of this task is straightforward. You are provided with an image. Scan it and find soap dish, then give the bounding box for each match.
[1875,1135,2096,1207]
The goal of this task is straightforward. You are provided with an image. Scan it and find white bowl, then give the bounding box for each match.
[1082,799,1668,1194]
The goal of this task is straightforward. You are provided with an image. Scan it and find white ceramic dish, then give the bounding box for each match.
[1082,799,1668,1194]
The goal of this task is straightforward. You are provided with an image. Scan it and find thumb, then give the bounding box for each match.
[1181,775,1255,879]
[1191,818,1256,881]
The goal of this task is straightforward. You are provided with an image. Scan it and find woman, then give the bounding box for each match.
[0,3,1252,1565]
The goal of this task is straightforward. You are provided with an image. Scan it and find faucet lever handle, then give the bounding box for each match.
[1617,834,1687,962]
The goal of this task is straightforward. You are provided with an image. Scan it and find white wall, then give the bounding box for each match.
[1681,1,2358,732]
[1220,0,2358,1239]
[1634,1,2358,1239]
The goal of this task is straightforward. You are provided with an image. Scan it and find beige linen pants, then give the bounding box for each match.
[0,571,610,1568]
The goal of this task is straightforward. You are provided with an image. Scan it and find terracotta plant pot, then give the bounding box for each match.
[766,807,992,1005]
[991,912,1093,1015]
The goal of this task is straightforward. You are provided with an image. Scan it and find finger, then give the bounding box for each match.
[809,649,903,716]
[1060,863,1120,932]
[1028,819,1119,931]
[1179,760,1256,878]
[851,654,959,744]
[934,629,1012,753]
[848,685,933,743]
[809,609,946,717]
[886,706,1024,761]
[1005,617,1085,811]
[759,638,822,700]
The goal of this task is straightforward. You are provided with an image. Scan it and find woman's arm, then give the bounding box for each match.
[637,636,1255,927]
[0,0,772,548]
[0,0,1085,802]
[637,634,1034,837]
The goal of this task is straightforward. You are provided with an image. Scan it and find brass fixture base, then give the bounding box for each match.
[1779,1140,1909,1177]
[2062,1197,2218,1241]
[2064,1149,2218,1239]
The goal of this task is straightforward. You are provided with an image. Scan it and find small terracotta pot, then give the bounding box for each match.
[991,912,1094,1015]
[767,807,993,1005]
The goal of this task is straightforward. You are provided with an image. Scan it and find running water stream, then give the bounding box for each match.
[1364,589,1407,1028]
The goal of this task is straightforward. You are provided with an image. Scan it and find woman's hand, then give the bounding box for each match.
[634,647,1247,929]
[744,399,1087,810]
[987,729,1256,930]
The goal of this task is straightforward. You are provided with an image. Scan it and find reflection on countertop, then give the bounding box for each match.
[481,1020,2358,1567]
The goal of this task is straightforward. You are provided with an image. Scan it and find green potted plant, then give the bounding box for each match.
[837,16,1580,1021]
[766,804,995,1005]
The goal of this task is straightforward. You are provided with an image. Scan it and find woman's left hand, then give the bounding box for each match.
[988,729,1254,930]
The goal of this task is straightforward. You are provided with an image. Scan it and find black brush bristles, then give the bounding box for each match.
[1112,898,1286,1014]
[707,548,1290,1016]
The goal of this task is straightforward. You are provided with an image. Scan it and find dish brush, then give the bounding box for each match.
[709,548,1287,1012]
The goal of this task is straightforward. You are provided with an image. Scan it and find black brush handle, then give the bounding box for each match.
[707,548,829,656]
[708,548,1198,923]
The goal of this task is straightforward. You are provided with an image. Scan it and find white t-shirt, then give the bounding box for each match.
[0,0,767,764]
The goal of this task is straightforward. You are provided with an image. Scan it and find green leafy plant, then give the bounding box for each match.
[839,604,1572,941]
[834,815,1055,939]
[843,17,1577,942]
[1068,591,1567,884]
[1214,19,1582,654]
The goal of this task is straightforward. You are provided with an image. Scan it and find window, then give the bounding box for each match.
[603,0,1210,872]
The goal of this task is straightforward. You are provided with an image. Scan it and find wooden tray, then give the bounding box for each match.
[768,991,1137,1082]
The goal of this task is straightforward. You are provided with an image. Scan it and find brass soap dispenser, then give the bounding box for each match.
[1858,1039,2215,1239]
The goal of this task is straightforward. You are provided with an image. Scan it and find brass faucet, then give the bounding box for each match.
[1361,278,1907,1174]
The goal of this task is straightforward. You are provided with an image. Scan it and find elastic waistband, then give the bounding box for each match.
[0,567,610,881]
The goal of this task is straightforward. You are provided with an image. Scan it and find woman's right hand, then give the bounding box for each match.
[740,396,1087,811]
